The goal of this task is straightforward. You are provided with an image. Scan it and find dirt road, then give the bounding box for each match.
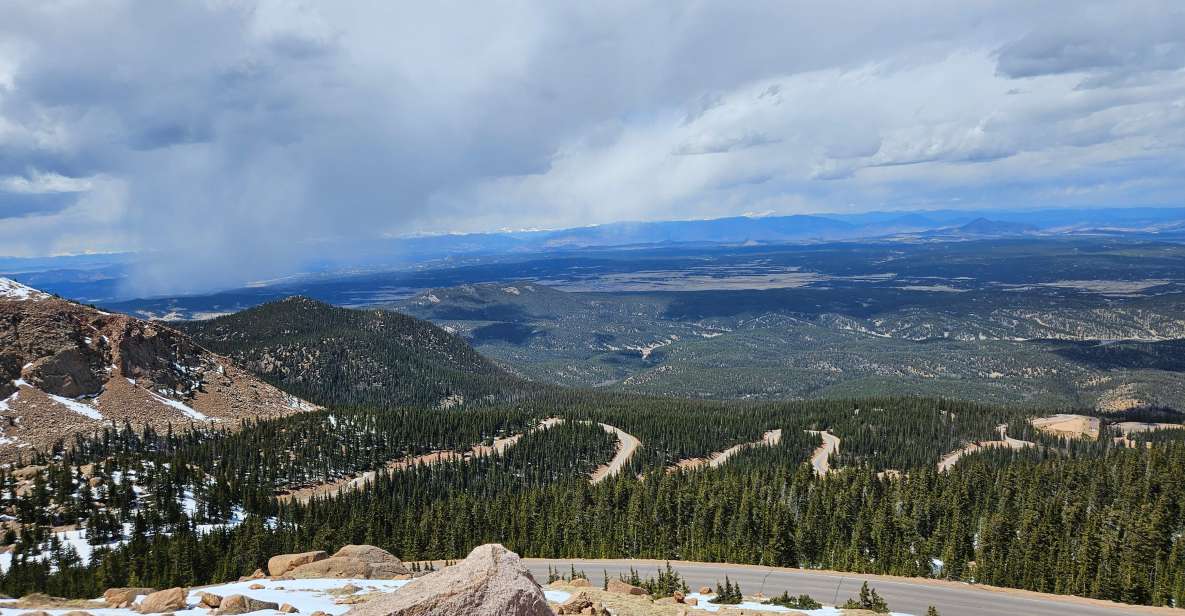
[279,418,563,502]
[590,423,641,484]
[668,429,782,472]
[805,430,840,476]
[937,425,1034,473]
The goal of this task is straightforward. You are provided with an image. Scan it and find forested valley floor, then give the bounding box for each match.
[3,391,1185,609]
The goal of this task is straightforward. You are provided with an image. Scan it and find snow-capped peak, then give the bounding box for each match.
[0,278,50,301]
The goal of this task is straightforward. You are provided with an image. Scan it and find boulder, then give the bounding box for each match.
[11,466,45,481]
[61,611,93,616]
[215,595,279,615]
[555,592,609,615]
[198,592,223,608]
[268,551,327,577]
[137,588,188,613]
[332,545,410,579]
[247,584,264,590]
[673,590,685,603]
[685,597,698,606]
[698,586,712,594]
[606,579,645,595]
[17,611,50,616]
[342,544,551,616]
[104,588,156,608]
[289,557,371,579]
[279,604,299,613]
[238,569,267,582]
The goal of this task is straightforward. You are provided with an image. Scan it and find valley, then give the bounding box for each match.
[3,242,1185,614]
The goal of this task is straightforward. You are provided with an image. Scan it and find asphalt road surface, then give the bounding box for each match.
[523,558,1162,615]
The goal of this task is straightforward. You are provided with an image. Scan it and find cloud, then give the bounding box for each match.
[1,171,96,194]
[0,1,1182,294]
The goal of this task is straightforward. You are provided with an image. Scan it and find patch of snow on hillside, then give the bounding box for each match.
[0,574,567,616]
[150,392,209,421]
[502,286,521,295]
[0,389,17,412]
[48,394,104,420]
[0,278,49,301]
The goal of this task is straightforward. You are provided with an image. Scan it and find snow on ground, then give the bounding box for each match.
[0,278,49,301]
[0,389,18,412]
[1,508,247,573]
[684,593,913,615]
[149,391,210,421]
[0,577,572,616]
[47,393,104,420]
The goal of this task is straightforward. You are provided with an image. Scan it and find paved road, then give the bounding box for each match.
[523,558,1164,615]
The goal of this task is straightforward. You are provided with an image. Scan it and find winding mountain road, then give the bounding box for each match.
[523,558,1170,616]
[668,429,783,473]
[805,429,840,476]
[590,423,641,484]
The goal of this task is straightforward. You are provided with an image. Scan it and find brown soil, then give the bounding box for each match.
[279,419,563,502]
[668,429,782,473]
[1030,414,1101,439]
[590,424,641,484]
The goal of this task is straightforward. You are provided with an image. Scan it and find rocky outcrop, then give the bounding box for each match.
[556,592,609,615]
[103,588,156,608]
[215,595,279,615]
[289,557,371,579]
[332,545,410,579]
[0,278,316,461]
[343,544,551,616]
[268,551,328,576]
[198,592,223,608]
[606,579,646,595]
[137,587,188,613]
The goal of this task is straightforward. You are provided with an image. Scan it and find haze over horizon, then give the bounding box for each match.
[2,1,1184,293]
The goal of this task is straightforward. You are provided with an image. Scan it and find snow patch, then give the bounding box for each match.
[47,394,104,420]
[149,392,209,421]
[0,278,49,301]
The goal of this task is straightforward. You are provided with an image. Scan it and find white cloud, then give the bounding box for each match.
[0,1,1181,292]
[1,170,96,193]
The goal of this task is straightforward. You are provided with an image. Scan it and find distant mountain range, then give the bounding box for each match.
[3,206,1184,304]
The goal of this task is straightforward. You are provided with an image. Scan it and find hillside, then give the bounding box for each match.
[179,297,530,408]
[0,278,314,461]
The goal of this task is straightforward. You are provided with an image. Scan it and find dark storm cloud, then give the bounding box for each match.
[0,1,1182,294]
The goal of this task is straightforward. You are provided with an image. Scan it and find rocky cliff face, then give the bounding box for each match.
[0,278,317,461]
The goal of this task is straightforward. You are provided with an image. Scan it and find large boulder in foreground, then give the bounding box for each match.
[332,545,411,579]
[269,551,328,577]
[289,556,371,579]
[344,544,550,616]
[215,594,279,615]
[137,587,187,613]
[103,588,156,608]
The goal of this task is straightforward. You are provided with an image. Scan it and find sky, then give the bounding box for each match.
[1,1,1184,292]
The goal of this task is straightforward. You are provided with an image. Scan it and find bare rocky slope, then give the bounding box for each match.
[0,278,316,461]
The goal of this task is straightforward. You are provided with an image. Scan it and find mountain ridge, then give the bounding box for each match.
[0,278,316,461]
[178,296,533,409]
